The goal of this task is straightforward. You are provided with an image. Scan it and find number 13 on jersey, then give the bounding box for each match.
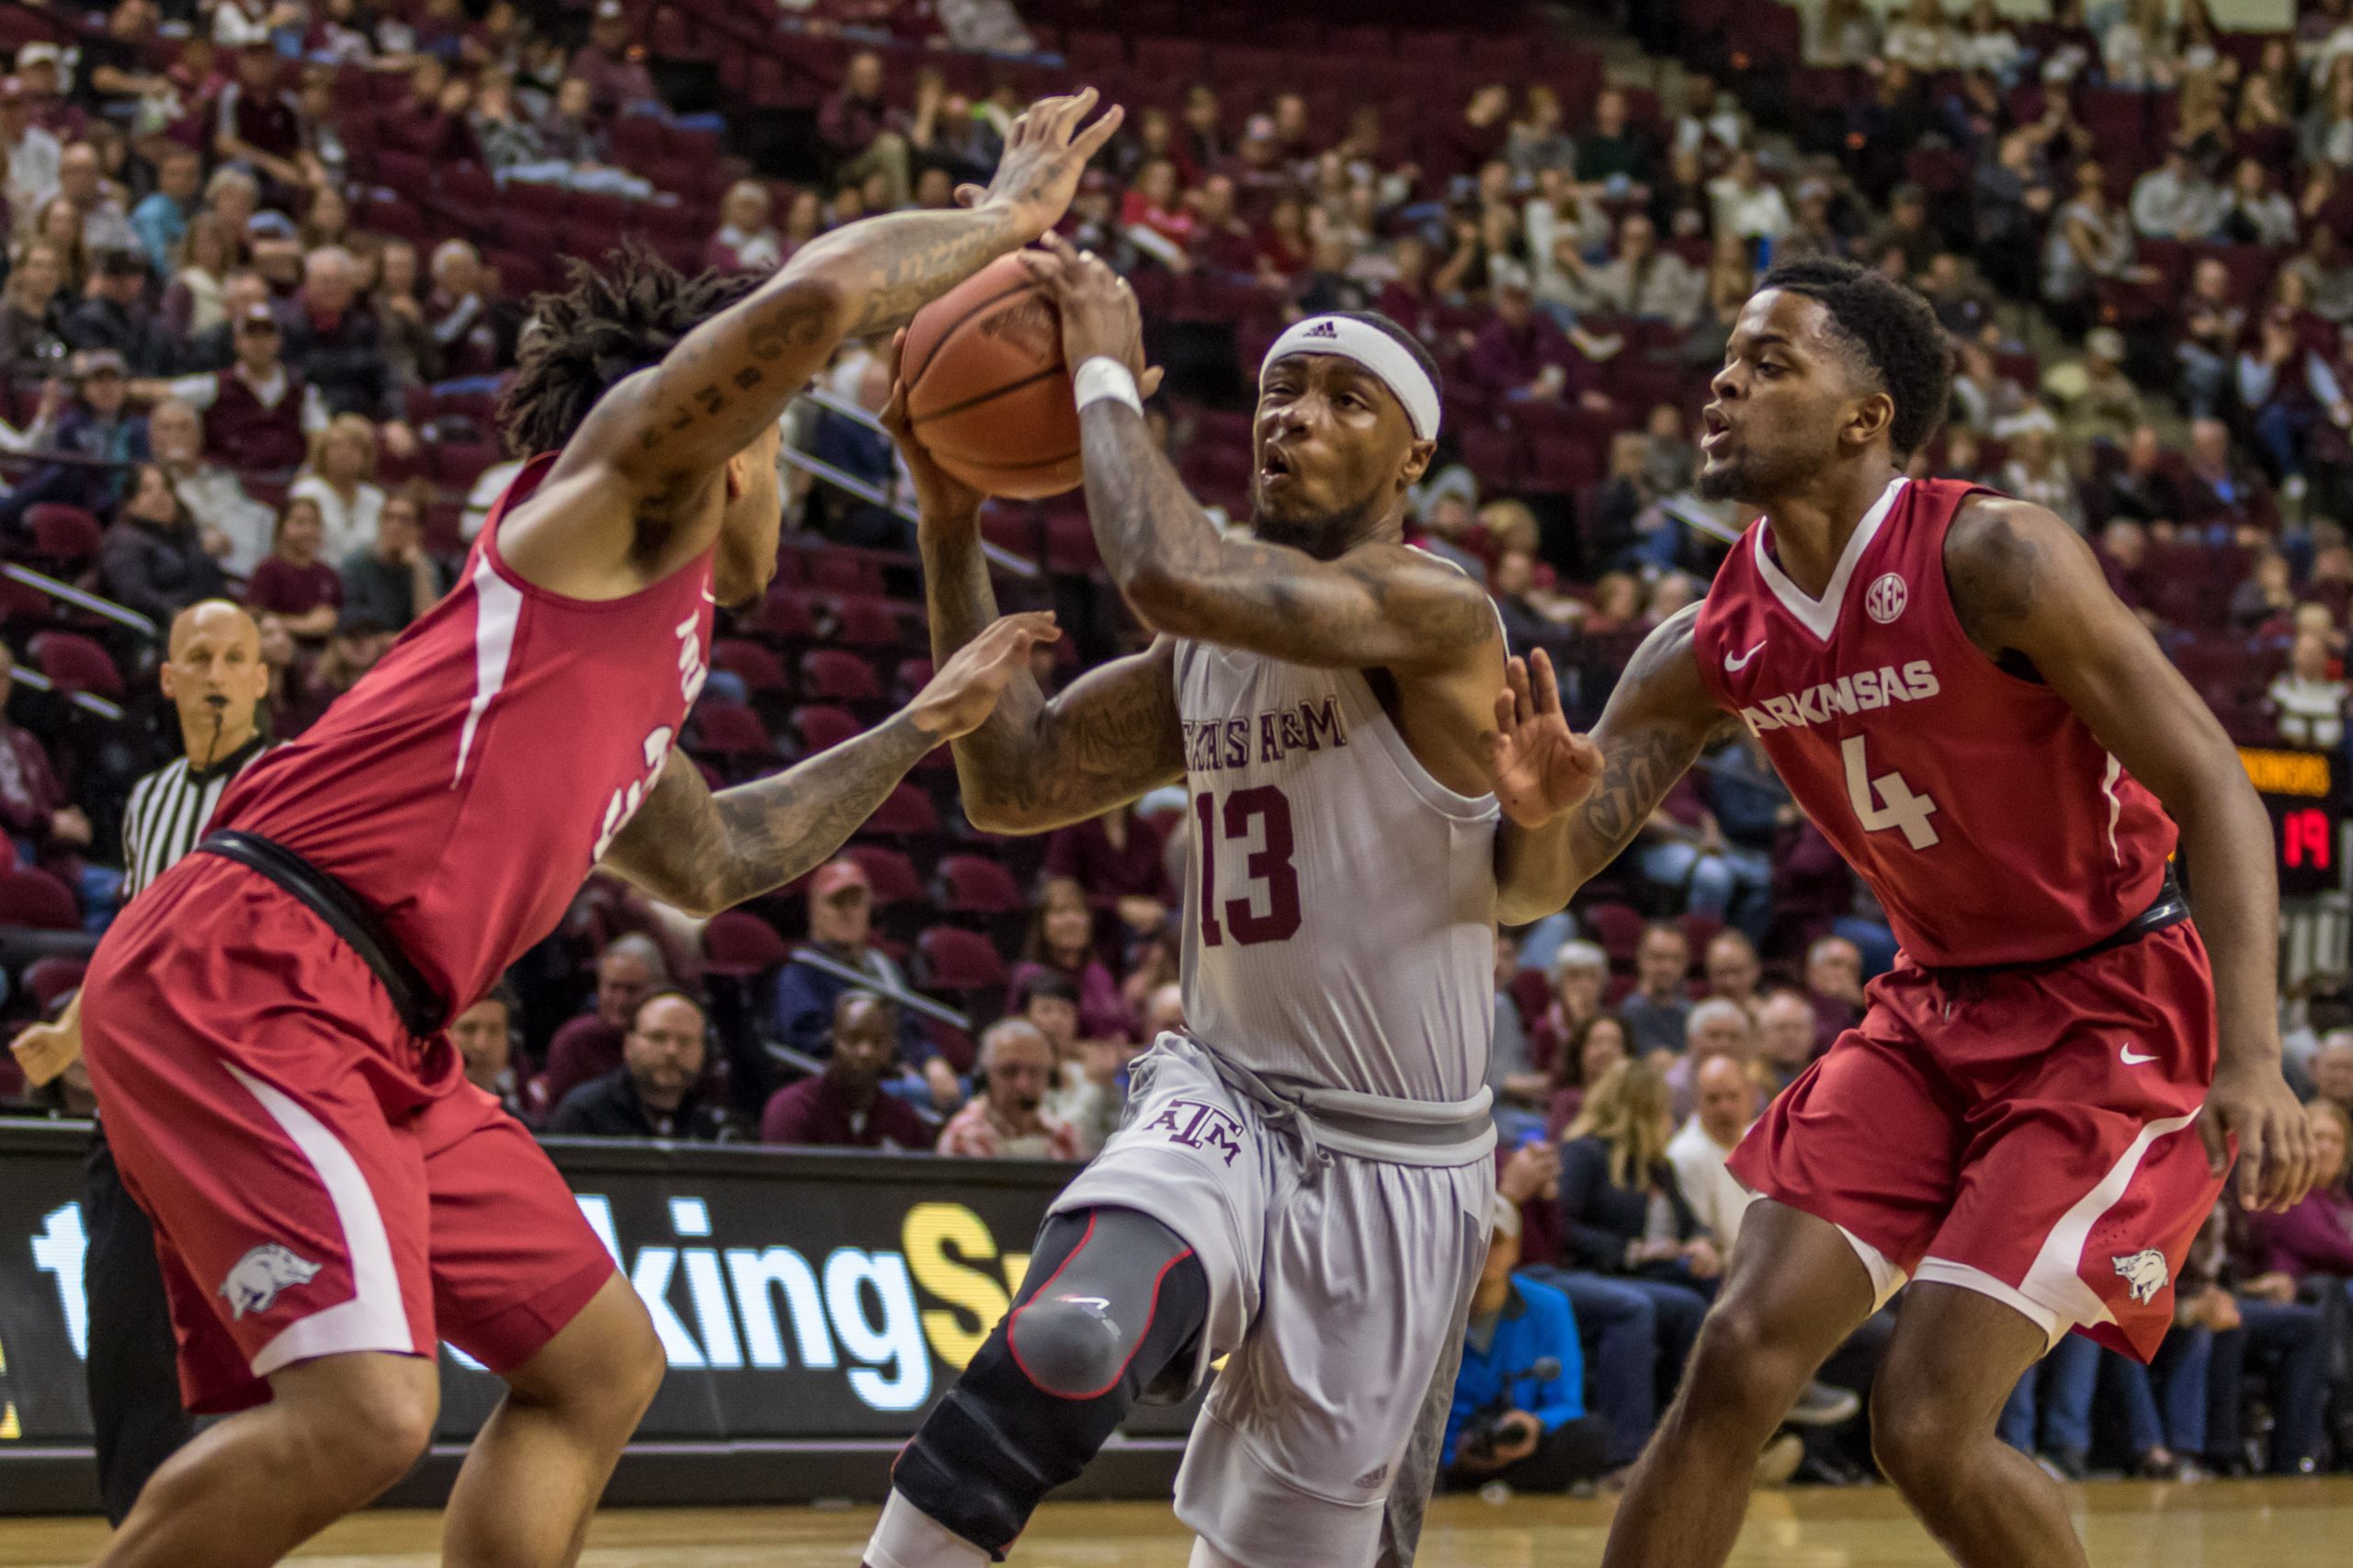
[1843,733,1940,849]
[1195,787,1302,947]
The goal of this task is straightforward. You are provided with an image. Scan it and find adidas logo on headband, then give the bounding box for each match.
[1259,314,1441,441]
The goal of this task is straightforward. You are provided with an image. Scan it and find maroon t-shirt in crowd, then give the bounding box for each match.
[245,557,343,618]
[1041,812,1171,908]
[761,1072,936,1150]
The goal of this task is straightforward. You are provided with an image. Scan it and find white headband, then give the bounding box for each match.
[1259,315,1441,442]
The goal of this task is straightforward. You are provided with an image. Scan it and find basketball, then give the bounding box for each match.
[900,251,1084,500]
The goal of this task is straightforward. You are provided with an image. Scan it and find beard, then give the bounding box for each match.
[1248,481,1390,559]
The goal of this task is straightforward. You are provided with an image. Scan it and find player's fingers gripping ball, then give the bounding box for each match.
[899,252,1084,500]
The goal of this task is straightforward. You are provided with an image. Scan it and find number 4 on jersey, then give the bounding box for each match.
[1842,734,1940,849]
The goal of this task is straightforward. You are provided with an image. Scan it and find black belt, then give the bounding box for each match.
[1930,869,2191,981]
[198,830,449,1040]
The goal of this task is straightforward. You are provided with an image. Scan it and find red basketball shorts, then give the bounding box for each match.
[1729,921,2224,1361]
[79,854,616,1413]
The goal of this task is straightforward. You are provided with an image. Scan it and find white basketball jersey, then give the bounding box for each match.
[1172,639,1501,1102]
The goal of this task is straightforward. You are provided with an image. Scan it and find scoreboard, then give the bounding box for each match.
[2237,746,2343,898]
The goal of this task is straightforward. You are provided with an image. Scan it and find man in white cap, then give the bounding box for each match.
[0,74,61,222]
[861,236,1604,1568]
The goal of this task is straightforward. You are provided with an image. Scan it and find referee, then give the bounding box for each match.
[9,598,273,1523]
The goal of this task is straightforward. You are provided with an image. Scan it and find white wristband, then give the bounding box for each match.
[1074,356,1142,415]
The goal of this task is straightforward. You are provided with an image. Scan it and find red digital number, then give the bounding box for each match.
[1194,786,1302,948]
[2284,807,2333,870]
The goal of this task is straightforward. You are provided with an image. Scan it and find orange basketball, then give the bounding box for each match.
[901,252,1084,500]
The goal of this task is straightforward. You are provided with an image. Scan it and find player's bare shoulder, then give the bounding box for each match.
[1942,493,2106,657]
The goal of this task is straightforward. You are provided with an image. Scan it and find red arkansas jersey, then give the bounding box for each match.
[212,452,714,1013]
[1691,475,2175,967]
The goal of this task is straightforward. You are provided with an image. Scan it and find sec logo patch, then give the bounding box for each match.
[1866,573,1907,624]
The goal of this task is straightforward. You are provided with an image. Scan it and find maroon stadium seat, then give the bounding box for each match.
[29,631,123,698]
[688,700,775,758]
[935,854,1025,915]
[918,925,1008,991]
[711,638,791,695]
[0,865,80,930]
[701,909,788,978]
[1580,901,1646,971]
[865,781,942,837]
[801,648,883,703]
[26,504,103,567]
[25,954,85,1008]
[846,844,926,907]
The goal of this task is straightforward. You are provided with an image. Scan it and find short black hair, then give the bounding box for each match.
[1018,970,1078,1010]
[1323,309,1445,413]
[499,241,764,458]
[1755,257,1952,460]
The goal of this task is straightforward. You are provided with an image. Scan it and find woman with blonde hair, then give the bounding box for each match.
[161,211,235,340]
[289,412,384,564]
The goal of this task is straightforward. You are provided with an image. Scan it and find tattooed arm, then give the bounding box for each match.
[893,382,1184,834]
[1945,494,2313,1210]
[600,611,1059,914]
[1549,606,1728,898]
[505,91,1120,597]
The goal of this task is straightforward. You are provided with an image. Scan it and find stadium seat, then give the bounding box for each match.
[28,631,124,698]
[26,504,103,569]
[712,638,791,695]
[801,648,884,704]
[791,703,863,754]
[24,954,85,1009]
[864,781,942,838]
[701,909,788,978]
[688,700,776,760]
[1580,901,1646,971]
[918,925,1008,991]
[828,596,909,651]
[0,865,80,930]
[935,853,1026,915]
[845,844,926,908]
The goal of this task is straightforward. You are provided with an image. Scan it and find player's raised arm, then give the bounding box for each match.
[882,347,1186,835]
[598,612,1061,915]
[1946,494,2316,1211]
[588,91,1117,487]
[1038,240,1498,675]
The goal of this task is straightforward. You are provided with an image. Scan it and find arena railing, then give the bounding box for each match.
[785,388,1042,579]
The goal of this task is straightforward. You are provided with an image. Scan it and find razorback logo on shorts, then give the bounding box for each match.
[2111,1248,2168,1305]
[1143,1099,1246,1165]
[220,1242,321,1320]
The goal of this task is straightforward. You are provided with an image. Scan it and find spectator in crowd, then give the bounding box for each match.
[99,460,227,622]
[538,931,669,1113]
[2044,162,2136,336]
[1529,940,1608,1077]
[451,983,529,1122]
[1702,930,1762,1010]
[936,1019,1085,1159]
[709,181,783,274]
[51,141,136,258]
[0,238,69,382]
[64,250,165,372]
[14,41,82,142]
[1042,801,1170,948]
[2268,630,2348,749]
[213,39,305,203]
[2180,1205,2329,1477]
[0,641,89,868]
[2175,257,2245,420]
[0,75,61,222]
[1441,1189,1610,1494]
[806,357,905,550]
[1998,426,2083,532]
[1621,922,1694,1058]
[1708,152,1792,246]
[244,494,342,639]
[1807,0,1882,68]
[283,246,392,423]
[760,992,937,1151]
[1806,934,1866,1051]
[278,605,391,734]
[2287,227,2353,324]
[142,299,323,474]
[1556,211,1703,329]
[1014,970,1121,1156]
[567,0,661,124]
[368,238,435,392]
[338,484,442,632]
[1756,989,1820,1096]
[131,145,201,278]
[1667,996,1754,1120]
[1883,0,1958,71]
[1548,1011,1631,1140]
[1666,1053,1758,1255]
[1006,875,1132,1044]
[288,412,383,563]
[2244,1098,2353,1285]
[2131,144,2224,239]
[770,858,931,1065]
[159,230,240,360]
[547,989,737,1142]
[820,51,912,211]
[2105,425,2188,529]
[2312,1033,2353,1123]
[2182,414,2268,535]
[147,397,272,576]
[2240,314,2332,499]
[1,347,147,528]
[427,239,504,381]
[2220,157,2298,247]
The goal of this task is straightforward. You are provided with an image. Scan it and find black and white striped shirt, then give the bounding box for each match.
[119,736,271,903]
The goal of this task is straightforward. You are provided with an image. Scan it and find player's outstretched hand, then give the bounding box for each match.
[1035,232,1149,384]
[908,611,1062,742]
[9,1018,78,1088]
[2200,1055,2317,1212]
[966,88,1124,244]
[1483,648,1603,829]
[881,328,988,530]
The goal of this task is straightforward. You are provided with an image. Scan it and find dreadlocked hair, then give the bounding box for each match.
[498,240,767,458]
[1756,256,1953,460]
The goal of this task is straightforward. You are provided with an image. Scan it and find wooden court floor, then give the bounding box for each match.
[9,1480,2353,1567]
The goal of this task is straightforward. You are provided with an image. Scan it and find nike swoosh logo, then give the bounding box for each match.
[1726,641,1767,671]
[2120,1047,2157,1065]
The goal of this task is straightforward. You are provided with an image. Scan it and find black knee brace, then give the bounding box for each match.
[892,1206,1209,1558]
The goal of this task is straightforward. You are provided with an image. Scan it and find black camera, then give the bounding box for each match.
[1456,1357,1562,1461]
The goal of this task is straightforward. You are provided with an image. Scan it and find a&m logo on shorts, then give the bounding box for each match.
[1144,1099,1246,1166]
[221,1242,322,1319]
[2111,1248,2169,1305]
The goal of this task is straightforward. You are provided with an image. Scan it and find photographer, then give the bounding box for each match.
[1442,1189,1610,1493]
